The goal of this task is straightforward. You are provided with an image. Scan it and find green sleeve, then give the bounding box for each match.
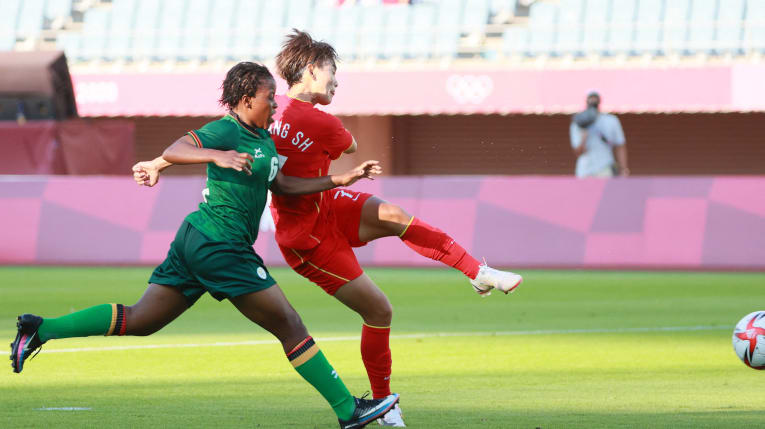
[187,118,239,150]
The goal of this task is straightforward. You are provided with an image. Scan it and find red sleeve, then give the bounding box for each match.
[322,113,353,160]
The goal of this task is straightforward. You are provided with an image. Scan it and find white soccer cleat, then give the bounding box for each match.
[470,264,523,296]
[377,403,405,427]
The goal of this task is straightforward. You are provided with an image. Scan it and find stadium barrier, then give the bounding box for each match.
[0,120,134,174]
[70,64,765,117]
[1,175,763,269]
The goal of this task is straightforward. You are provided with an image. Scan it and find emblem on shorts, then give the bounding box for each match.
[256,267,267,280]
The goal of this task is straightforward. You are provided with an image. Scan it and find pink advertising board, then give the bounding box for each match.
[1,176,764,269]
[71,64,765,117]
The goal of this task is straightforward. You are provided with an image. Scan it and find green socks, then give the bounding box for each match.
[287,336,356,421]
[38,303,126,342]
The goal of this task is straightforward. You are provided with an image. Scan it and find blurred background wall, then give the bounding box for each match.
[1,0,764,267]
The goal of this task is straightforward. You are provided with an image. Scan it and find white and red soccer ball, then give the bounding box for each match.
[732,311,765,370]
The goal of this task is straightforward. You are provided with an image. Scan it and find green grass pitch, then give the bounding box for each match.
[1,267,764,428]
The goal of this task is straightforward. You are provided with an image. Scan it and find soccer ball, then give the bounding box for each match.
[732,311,765,370]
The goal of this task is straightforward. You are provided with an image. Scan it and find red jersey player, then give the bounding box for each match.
[270,30,523,427]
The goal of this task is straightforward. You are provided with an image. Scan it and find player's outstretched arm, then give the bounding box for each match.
[270,160,381,195]
[162,135,254,174]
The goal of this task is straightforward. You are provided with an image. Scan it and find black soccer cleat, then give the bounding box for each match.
[10,314,45,374]
[338,393,400,429]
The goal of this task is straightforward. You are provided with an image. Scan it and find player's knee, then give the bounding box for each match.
[276,308,308,339]
[378,203,411,226]
[285,310,305,332]
[283,320,310,349]
[363,301,393,326]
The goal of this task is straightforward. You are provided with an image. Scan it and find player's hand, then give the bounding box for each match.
[332,160,382,186]
[213,150,254,175]
[132,160,161,187]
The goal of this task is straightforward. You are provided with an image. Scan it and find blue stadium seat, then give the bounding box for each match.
[662,0,690,54]
[715,0,744,54]
[359,5,385,59]
[687,0,717,54]
[179,0,212,60]
[309,2,336,44]
[555,0,585,56]
[45,0,72,22]
[81,8,110,60]
[633,0,662,55]
[56,32,82,61]
[434,0,463,58]
[581,0,610,56]
[105,0,137,61]
[256,0,286,61]
[287,0,313,34]
[744,0,765,53]
[156,0,188,60]
[333,6,361,61]
[462,0,489,35]
[207,0,238,61]
[407,3,437,58]
[490,0,517,17]
[0,0,21,50]
[607,0,636,55]
[502,25,529,57]
[132,0,161,60]
[527,1,557,56]
[255,0,300,62]
[383,5,410,58]
[232,0,262,60]
[16,0,45,40]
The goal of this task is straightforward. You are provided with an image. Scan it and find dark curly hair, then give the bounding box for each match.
[275,29,338,87]
[219,62,274,110]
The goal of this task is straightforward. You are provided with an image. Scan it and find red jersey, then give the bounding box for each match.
[268,96,353,250]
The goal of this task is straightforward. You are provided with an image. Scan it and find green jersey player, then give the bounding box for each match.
[10,62,397,429]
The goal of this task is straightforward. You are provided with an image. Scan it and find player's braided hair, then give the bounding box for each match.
[219,62,274,110]
[276,29,338,87]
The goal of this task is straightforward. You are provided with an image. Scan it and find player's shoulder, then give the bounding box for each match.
[596,112,621,127]
[298,102,341,125]
[599,112,620,121]
[201,115,240,135]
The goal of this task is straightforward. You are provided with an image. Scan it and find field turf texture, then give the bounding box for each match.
[1,267,764,428]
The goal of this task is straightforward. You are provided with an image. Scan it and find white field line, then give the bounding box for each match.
[1,325,728,356]
[36,407,92,411]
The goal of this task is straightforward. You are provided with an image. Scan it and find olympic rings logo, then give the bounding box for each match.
[445,74,494,104]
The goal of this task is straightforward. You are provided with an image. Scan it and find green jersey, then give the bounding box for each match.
[184,114,279,245]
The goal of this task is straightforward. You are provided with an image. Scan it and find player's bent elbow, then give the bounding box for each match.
[344,138,358,154]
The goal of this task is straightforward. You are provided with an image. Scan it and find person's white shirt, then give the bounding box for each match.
[569,112,625,178]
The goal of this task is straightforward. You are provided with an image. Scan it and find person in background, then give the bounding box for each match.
[570,91,629,178]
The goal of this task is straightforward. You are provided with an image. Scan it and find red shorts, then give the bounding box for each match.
[279,189,373,295]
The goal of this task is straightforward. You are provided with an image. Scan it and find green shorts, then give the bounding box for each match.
[149,221,276,305]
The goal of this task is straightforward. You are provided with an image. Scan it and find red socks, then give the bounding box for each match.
[360,218,480,398]
[361,324,392,399]
[399,217,480,279]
